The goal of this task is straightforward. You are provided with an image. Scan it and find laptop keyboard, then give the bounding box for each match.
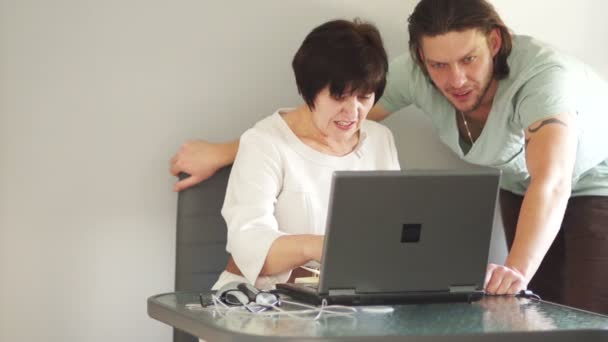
[302,283,318,290]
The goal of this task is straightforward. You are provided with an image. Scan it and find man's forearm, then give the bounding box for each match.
[367,103,392,122]
[219,139,240,167]
[505,180,571,281]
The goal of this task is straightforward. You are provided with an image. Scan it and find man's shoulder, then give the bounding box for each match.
[505,34,580,92]
[511,34,554,51]
[510,35,576,71]
[388,52,425,77]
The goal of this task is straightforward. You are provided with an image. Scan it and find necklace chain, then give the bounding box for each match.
[459,111,475,145]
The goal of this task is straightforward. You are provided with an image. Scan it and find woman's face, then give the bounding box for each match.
[310,86,375,143]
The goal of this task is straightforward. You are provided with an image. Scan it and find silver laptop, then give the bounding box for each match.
[276,169,501,305]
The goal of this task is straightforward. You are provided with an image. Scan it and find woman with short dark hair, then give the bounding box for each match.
[211,19,400,290]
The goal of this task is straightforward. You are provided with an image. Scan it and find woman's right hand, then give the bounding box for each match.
[259,235,325,276]
[170,140,236,191]
[304,235,325,262]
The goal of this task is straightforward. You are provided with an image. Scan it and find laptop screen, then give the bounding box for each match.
[318,169,500,295]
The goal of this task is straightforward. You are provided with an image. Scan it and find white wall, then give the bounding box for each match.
[0,1,606,341]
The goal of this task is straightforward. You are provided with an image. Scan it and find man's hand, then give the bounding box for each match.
[170,140,227,191]
[484,263,528,295]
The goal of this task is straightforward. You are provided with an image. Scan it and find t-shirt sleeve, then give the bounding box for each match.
[221,129,288,285]
[377,53,417,113]
[515,66,578,129]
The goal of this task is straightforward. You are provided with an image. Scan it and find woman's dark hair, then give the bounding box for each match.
[292,19,388,110]
[408,0,512,80]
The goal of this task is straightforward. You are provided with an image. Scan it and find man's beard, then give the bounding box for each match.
[456,62,495,115]
[459,76,493,115]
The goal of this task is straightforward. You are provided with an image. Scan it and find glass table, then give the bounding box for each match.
[148,291,608,341]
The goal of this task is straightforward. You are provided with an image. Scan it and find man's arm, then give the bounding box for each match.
[170,139,239,191]
[169,104,393,191]
[485,113,577,294]
[367,103,392,122]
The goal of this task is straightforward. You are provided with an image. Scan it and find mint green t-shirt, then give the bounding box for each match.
[379,35,608,196]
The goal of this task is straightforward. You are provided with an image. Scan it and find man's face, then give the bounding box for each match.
[420,28,501,114]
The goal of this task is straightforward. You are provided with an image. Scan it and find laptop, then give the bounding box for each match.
[276,168,501,306]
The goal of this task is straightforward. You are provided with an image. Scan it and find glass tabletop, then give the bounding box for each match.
[148,291,608,339]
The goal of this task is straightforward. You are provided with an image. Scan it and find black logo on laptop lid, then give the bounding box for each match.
[401,223,421,243]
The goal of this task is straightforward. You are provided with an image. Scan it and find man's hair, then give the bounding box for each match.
[292,19,388,110]
[408,0,512,80]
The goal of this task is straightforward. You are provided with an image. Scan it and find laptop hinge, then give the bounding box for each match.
[328,288,356,296]
[449,285,477,293]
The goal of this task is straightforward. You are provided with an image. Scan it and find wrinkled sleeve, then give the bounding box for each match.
[377,53,417,113]
[516,66,578,129]
[515,66,604,180]
[221,129,288,285]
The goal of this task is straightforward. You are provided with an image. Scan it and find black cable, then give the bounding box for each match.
[515,289,542,300]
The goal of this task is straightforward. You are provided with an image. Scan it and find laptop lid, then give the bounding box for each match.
[317,169,500,296]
